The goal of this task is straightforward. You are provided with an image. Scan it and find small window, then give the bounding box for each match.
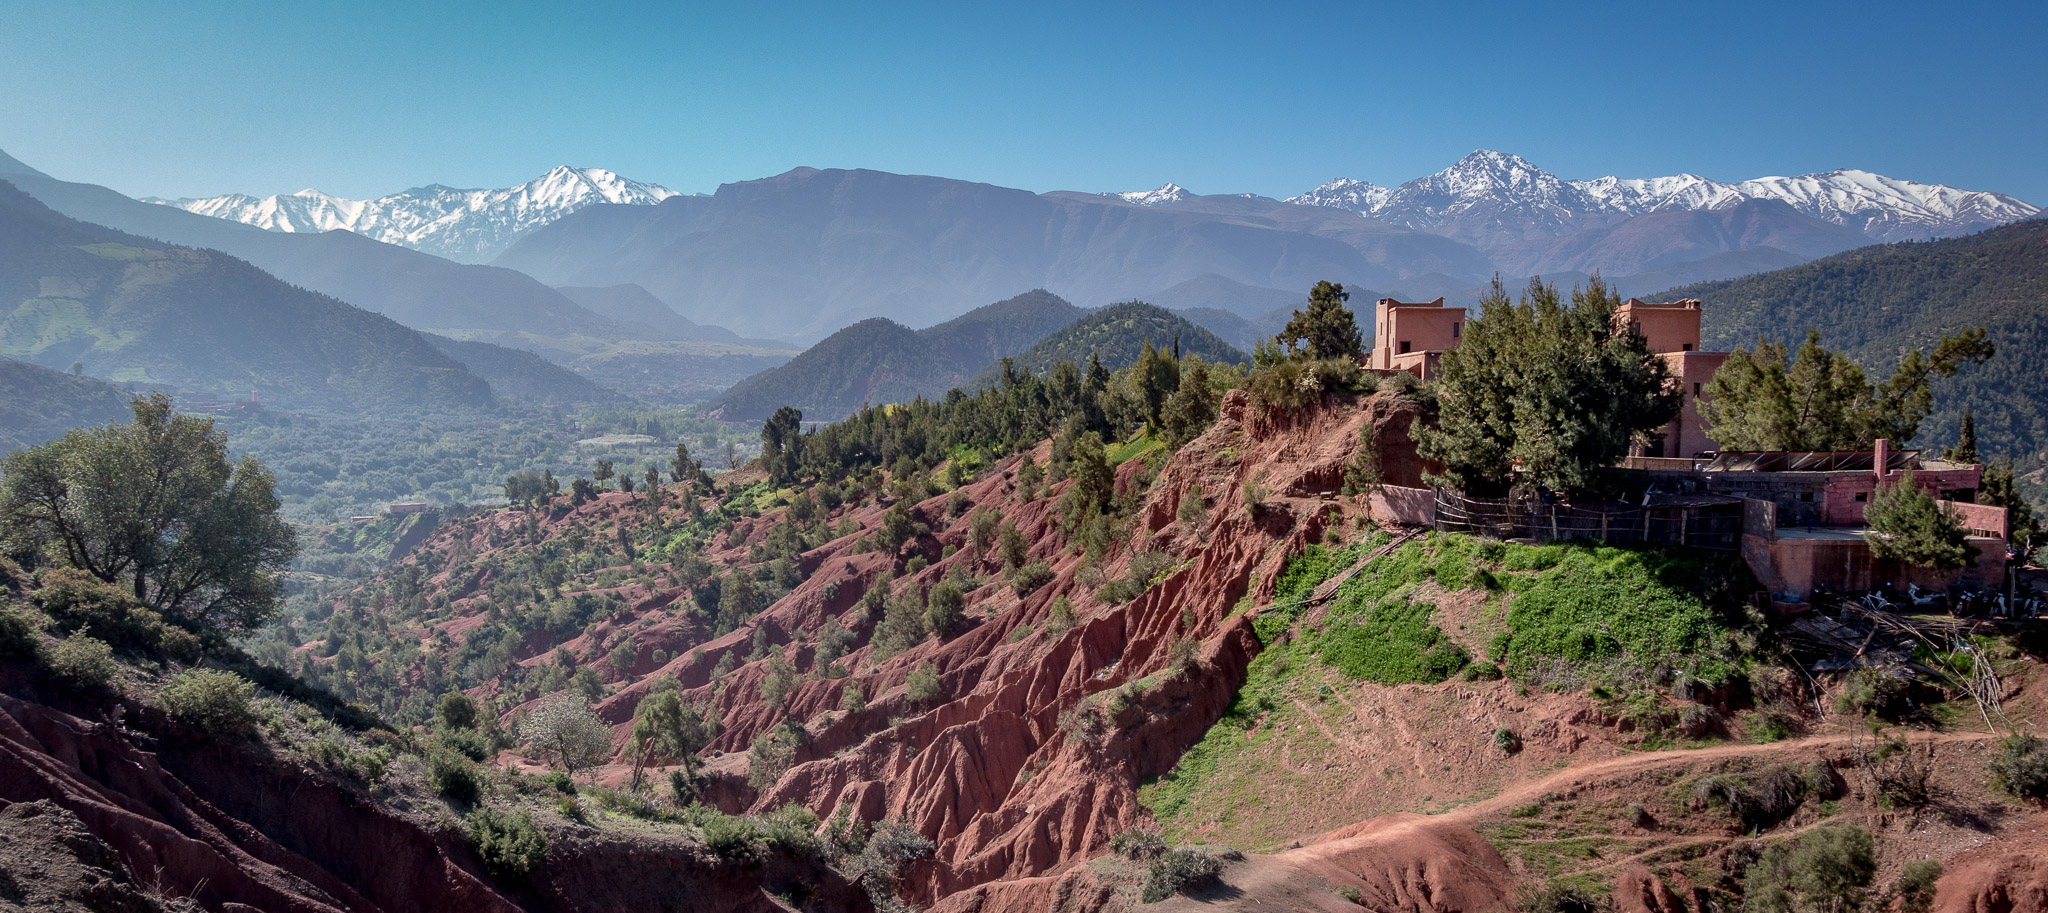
[1799,492,1814,502]
[1854,493,1868,503]
[1682,343,1694,351]
[1399,341,1412,354]
[1692,382,1701,396]
[1452,322,1460,338]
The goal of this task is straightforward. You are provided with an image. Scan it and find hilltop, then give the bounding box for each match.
[965,301,1247,388]
[0,354,131,450]
[710,290,1084,422]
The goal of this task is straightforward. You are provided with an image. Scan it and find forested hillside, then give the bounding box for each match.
[1663,218,2048,462]
[967,301,1248,387]
[710,290,1084,422]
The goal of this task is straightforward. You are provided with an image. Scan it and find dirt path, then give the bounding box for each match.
[1154,729,2006,913]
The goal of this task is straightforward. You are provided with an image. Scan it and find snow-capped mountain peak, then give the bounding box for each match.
[1285,151,2040,245]
[147,166,681,263]
[1284,177,1390,212]
[1113,183,1191,206]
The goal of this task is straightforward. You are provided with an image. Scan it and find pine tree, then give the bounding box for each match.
[1863,471,1972,572]
[1944,409,1978,463]
[1278,281,1365,361]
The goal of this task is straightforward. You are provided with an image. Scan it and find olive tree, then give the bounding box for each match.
[0,394,296,638]
[520,693,613,778]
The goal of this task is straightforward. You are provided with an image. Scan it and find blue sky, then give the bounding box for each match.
[3,0,2043,202]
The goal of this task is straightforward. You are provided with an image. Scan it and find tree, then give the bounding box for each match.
[503,470,548,506]
[1132,340,1182,429]
[439,692,480,730]
[1418,278,1679,497]
[1160,361,1220,450]
[0,394,297,638]
[762,406,805,484]
[592,459,615,489]
[1277,281,1365,361]
[1702,329,1993,451]
[1864,471,1972,572]
[630,682,717,791]
[1945,409,1978,464]
[519,693,612,778]
[1979,458,2039,554]
[926,580,965,636]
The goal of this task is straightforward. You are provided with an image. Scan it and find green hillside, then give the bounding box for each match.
[0,180,494,412]
[1656,218,2048,462]
[0,355,132,450]
[709,289,1084,422]
[966,300,1249,388]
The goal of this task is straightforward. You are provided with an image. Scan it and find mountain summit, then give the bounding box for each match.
[1289,150,2040,245]
[150,166,680,263]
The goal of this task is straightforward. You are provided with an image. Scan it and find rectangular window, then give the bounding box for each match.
[1682,343,1694,351]
[1399,341,1412,354]
[1799,492,1814,502]
[1693,383,1701,396]
[1452,322,1460,338]
[1854,493,1868,503]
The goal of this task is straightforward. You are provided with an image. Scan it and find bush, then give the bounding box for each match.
[906,662,944,704]
[1991,733,2048,800]
[159,669,257,735]
[1894,859,1942,913]
[926,581,966,635]
[439,692,480,730]
[1518,880,1604,913]
[1837,669,1916,721]
[1141,847,1223,903]
[0,603,41,661]
[429,747,485,805]
[442,727,492,762]
[1743,824,1875,913]
[1492,728,1520,754]
[1009,560,1054,598]
[701,810,763,863]
[466,808,547,878]
[761,803,822,858]
[48,632,115,688]
[31,568,201,663]
[1109,826,1166,860]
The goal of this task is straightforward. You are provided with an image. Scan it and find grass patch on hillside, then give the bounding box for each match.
[1106,435,1164,466]
[1143,533,1747,845]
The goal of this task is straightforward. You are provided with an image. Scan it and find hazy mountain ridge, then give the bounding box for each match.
[0,150,637,351]
[148,166,680,263]
[0,179,496,410]
[0,354,133,450]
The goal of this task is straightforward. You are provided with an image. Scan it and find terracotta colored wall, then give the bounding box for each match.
[1742,533,2006,599]
[1371,301,1464,370]
[1652,351,1729,457]
[1617,304,1702,355]
[1818,468,1986,526]
[1369,485,1437,526]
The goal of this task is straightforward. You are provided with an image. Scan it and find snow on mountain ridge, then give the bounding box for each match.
[148,166,680,263]
[1111,183,1192,206]
[1287,151,2040,244]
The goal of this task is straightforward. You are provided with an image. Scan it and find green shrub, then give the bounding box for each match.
[700,810,763,863]
[1518,879,1604,913]
[1837,669,1916,721]
[1141,847,1223,903]
[439,692,480,730]
[1743,824,1875,913]
[159,669,257,735]
[429,747,485,805]
[442,727,492,762]
[1009,560,1054,598]
[906,662,944,704]
[1991,734,2048,800]
[32,568,199,662]
[48,632,116,688]
[1894,859,1942,913]
[466,808,547,878]
[0,603,42,661]
[761,803,822,858]
[1314,597,1468,685]
[1109,826,1166,860]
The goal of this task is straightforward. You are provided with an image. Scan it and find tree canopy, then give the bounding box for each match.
[1700,329,1993,452]
[0,394,297,638]
[1863,471,1973,572]
[1418,277,1680,498]
[1277,281,1365,361]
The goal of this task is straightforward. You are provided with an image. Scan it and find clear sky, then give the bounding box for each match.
[3,0,2043,203]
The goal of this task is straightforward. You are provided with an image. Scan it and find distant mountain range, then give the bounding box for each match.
[148,166,680,263]
[0,179,496,411]
[1282,150,2039,245]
